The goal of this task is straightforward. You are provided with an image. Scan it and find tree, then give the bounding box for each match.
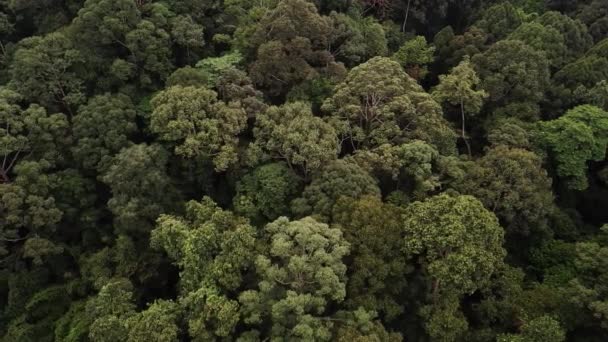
[151,197,256,339]
[331,196,410,321]
[124,19,173,88]
[86,277,135,340]
[508,22,568,68]
[9,32,84,113]
[150,85,248,171]
[538,105,608,190]
[233,163,303,223]
[433,57,487,156]
[101,144,178,235]
[569,227,608,333]
[352,140,442,200]
[0,161,62,261]
[576,0,608,43]
[170,14,204,62]
[291,159,381,220]
[392,35,435,80]
[473,40,550,119]
[249,102,340,177]
[239,216,350,340]
[322,56,456,154]
[72,93,137,174]
[536,11,593,64]
[247,0,345,96]
[124,300,179,342]
[0,88,69,183]
[452,145,554,239]
[433,25,489,70]
[329,11,388,67]
[497,315,566,342]
[475,2,523,42]
[402,194,506,341]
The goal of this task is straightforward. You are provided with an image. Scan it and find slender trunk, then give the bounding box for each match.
[461,99,471,157]
[0,168,9,183]
[402,0,412,32]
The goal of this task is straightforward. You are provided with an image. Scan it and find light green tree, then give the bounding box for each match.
[239,216,350,341]
[433,57,487,156]
[392,35,435,80]
[403,194,506,341]
[539,105,608,190]
[151,197,257,339]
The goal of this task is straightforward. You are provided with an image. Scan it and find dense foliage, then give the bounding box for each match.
[1,0,607,341]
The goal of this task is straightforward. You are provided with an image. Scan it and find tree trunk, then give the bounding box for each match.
[461,99,472,157]
[402,0,412,32]
[0,168,9,183]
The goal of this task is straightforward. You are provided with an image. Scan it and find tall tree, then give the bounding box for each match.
[322,56,456,154]
[101,144,178,235]
[332,195,410,321]
[403,194,506,341]
[433,57,487,156]
[72,93,137,174]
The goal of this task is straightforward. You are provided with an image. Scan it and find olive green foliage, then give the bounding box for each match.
[150,85,248,171]
[101,144,177,234]
[233,162,303,222]
[332,196,409,320]
[247,0,345,96]
[9,32,84,111]
[475,2,524,41]
[453,145,554,237]
[291,159,381,219]
[473,39,550,119]
[72,94,137,173]
[323,56,456,154]
[3,1,608,341]
[250,101,340,176]
[329,11,388,67]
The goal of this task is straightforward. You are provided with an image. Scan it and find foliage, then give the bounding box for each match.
[322,56,456,154]
[239,216,350,340]
[250,101,340,177]
[539,105,608,190]
[150,85,248,171]
[1,1,608,341]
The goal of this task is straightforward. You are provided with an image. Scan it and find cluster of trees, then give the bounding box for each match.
[1,0,607,341]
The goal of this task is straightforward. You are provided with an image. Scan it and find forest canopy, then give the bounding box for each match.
[1,0,608,341]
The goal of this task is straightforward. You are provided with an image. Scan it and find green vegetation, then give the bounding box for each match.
[1,1,607,341]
